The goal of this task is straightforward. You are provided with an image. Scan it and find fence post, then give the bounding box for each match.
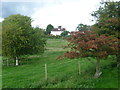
[7,59,9,66]
[78,61,81,75]
[45,64,48,80]
[16,57,19,66]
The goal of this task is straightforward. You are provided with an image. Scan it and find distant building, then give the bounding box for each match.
[51,26,65,36]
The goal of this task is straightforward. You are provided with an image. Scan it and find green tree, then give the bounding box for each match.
[61,30,69,37]
[2,14,46,64]
[32,27,46,54]
[91,1,120,38]
[45,24,54,35]
[76,23,91,31]
[91,1,120,67]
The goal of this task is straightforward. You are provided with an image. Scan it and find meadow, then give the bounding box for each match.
[2,39,118,88]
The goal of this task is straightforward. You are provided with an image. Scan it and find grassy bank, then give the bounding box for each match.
[2,39,118,88]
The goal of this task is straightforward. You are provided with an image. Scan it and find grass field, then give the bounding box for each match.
[2,39,118,88]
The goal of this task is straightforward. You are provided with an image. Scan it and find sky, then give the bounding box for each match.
[0,0,119,31]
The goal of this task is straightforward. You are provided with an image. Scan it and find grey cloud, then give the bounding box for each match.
[2,2,46,18]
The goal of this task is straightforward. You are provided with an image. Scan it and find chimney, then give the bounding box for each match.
[58,26,61,29]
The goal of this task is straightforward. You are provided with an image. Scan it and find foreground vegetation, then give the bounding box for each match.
[2,39,118,88]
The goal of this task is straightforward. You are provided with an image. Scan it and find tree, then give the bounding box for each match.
[58,31,119,78]
[2,14,46,64]
[61,30,69,37]
[31,27,46,54]
[76,23,91,31]
[91,1,120,67]
[91,1,120,38]
[45,24,54,35]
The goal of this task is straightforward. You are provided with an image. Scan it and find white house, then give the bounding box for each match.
[51,26,65,36]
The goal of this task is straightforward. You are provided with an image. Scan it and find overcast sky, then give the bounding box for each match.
[1,0,119,31]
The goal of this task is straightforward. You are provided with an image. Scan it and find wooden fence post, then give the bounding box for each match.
[45,64,48,80]
[16,57,19,66]
[7,59,9,66]
[78,61,81,75]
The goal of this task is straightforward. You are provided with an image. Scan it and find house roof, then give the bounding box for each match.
[52,26,65,31]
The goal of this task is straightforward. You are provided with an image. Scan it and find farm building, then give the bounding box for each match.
[51,26,65,36]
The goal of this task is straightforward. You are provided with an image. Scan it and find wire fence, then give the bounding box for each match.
[2,58,30,66]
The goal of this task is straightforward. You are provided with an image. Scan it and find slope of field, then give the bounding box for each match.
[2,39,118,88]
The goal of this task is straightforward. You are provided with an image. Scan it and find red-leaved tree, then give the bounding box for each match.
[58,31,119,78]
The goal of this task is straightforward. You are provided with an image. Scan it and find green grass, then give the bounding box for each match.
[0,56,2,89]
[46,39,68,48]
[2,39,118,88]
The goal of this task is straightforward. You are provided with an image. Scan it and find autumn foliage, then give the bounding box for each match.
[57,31,119,78]
[59,31,119,59]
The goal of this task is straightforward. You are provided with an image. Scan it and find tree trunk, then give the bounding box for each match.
[94,59,102,78]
